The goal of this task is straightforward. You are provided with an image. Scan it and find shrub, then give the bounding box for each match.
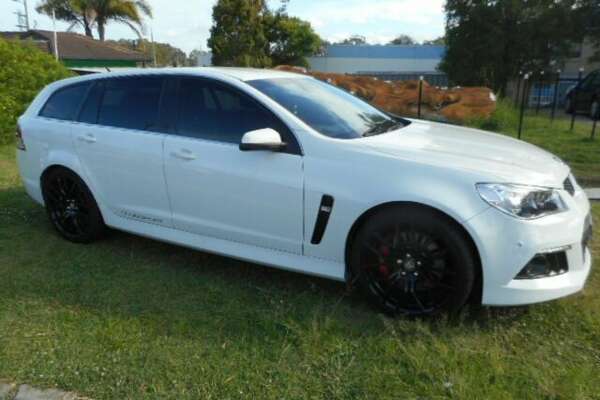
[0,38,73,144]
[465,98,519,132]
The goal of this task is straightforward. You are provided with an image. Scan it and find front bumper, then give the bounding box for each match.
[465,187,593,306]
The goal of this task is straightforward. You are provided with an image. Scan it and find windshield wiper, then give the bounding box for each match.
[363,120,404,137]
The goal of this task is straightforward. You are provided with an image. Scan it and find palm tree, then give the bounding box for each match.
[36,0,96,38]
[36,0,152,41]
[92,0,152,41]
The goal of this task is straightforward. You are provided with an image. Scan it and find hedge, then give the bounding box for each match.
[0,38,73,144]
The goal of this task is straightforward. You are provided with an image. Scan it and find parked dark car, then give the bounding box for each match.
[565,69,600,118]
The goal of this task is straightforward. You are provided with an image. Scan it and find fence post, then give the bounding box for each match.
[515,71,523,105]
[550,69,561,123]
[592,115,598,140]
[417,76,423,118]
[570,68,584,132]
[518,74,529,140]
[536,71,544,114]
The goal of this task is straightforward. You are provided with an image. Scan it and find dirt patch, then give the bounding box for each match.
[274,65,496,123]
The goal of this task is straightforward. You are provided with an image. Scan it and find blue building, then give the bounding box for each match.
[308,44,448,86]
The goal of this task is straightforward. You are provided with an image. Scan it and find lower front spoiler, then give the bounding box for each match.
[482,248,592,306]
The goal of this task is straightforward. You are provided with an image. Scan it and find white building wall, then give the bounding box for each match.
[307,57,441,74]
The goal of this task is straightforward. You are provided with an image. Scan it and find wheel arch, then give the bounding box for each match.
[40,164,104,221]
[344,201,483,302]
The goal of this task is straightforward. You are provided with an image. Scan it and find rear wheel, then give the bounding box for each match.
[350,206,476,316]
[41,168,106,243]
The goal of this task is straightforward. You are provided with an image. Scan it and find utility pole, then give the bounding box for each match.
[52,8,59,61]
[151,28,157,67]
[13,0,30,31]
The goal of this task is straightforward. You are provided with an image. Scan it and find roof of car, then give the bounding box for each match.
[70,67,308,83]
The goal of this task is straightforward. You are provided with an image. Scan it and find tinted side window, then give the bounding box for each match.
[177,78,287,145]
[40,83,90,121]
[78,81,104,124]
[98,77,164,131]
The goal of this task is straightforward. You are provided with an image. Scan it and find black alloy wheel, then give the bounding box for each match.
[42,168,105,243]
[350,206,476,316]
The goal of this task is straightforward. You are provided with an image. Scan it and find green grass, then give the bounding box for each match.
[467,100,600,184]
[0,144,599,399]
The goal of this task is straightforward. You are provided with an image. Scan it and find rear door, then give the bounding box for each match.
[163,77,304,254]
[73,76,172,227]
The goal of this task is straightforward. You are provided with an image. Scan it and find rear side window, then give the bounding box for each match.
[78,81,104,124]
[98,77,164,131]
[40,83,90,121]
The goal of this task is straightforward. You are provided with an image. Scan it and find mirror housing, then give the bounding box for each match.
[239,128,287,152]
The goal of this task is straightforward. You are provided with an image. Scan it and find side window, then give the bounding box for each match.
[98,77,164,131]
[177,78,288,145]
[40,83,90,121]
[592,72,600,88]
[78,81,104,124]
[581,73,597,90]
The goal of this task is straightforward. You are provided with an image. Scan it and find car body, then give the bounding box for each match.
[565,69,600,118]
[16,67,593,314]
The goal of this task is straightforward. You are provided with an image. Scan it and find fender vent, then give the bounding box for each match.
[563,176,575,196]
[311,195,334,245]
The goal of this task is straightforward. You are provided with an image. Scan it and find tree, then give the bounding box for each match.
[208,0,321,67]
[264,14,321,67]
[36,0,152,41]
[440,0,585,95]
[336,35,367,45]
[36,0,95,37]
[208,0,271,67]
[579,0,600,61]
[388,34,417,45]
[107,39,187,66]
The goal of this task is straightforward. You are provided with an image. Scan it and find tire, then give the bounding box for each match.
[350,206,476,317]
[591,100,599,120]
[41,168,106,243]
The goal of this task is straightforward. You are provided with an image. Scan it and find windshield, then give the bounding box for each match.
[247,77,406,139]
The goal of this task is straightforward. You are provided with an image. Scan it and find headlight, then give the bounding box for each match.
[476,183,568,219]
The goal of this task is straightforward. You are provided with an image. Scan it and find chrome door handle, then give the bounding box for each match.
[172,149,197,160]
[78,133,96,143]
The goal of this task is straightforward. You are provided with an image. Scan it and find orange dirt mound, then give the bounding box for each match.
[274,65,496,123]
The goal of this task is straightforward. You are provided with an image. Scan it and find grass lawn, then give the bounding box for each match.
[467,100,600,184]
[0,143,599,400]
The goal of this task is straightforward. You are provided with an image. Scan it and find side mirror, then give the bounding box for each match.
[239,128,287,152]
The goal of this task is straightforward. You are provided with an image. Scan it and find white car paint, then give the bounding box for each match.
[16,67,593,307]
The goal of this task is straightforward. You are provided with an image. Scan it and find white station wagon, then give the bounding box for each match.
[16,68,593,316]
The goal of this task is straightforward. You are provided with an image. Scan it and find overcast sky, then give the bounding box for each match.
[0,0,446,54]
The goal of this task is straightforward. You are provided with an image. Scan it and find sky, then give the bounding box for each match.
[0,0,446,54]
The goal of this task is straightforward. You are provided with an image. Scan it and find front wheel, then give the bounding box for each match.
[350,206,477,316]
[41,168,106,243]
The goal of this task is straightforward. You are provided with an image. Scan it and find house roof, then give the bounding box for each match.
[323,45,446,59]
[0,30,150,62]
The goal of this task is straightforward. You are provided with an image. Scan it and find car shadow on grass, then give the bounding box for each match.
[0,186,531,344]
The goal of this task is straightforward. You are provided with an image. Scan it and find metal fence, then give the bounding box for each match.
[515,73,597,140]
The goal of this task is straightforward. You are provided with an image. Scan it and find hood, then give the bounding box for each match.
[360,120,569,187]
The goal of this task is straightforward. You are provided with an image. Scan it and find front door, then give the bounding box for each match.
[163,77,304,254]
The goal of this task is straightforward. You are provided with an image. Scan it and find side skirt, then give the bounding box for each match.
[103,211,346,282]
